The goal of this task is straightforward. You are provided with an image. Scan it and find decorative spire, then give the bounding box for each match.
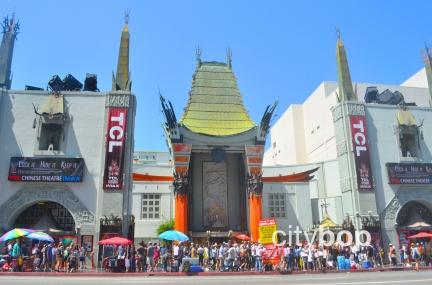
[226,47,232,69]
[0,13,19,89]
[112,11,131,91]
[195,46,201,68]
[423,44,432,107]
[336,29,356,102]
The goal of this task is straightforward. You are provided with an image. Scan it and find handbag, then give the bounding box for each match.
[17,256,23,266]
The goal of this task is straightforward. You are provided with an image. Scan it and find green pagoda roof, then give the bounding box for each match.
[180,61,256,136]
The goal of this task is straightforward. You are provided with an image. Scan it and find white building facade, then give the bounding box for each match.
[264,37,432,253]
[132,151,174,242]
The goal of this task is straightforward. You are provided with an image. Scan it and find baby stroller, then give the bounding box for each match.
[68,256,78,273]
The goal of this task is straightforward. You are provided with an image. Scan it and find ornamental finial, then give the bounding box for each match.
[124,10,130,25]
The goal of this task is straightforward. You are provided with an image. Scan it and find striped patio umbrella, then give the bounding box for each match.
[0,228,34,242]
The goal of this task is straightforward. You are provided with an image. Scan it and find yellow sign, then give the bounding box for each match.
[259,218,277,244]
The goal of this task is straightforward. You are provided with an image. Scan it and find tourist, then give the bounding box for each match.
[388,244,397,266]
[255,244,263,272]
[137,241,146,272]
[79,245,86,269]
[411,243,420,271]
[197,244,204,266]
[146,243,154,271]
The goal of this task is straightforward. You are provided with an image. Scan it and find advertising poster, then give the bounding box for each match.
[103,108,128,190]
[81,235,94,252]
[259,218,277,244]
[350,115,373,190]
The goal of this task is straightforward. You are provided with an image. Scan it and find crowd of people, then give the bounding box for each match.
[2,238,431,273]
[0,239,87,272]
[104,240,432,273]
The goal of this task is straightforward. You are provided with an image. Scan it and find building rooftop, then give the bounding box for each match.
[180,61,256,136]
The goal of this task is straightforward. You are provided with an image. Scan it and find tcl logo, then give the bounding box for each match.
[351,117,367,156]
[108,111,126,152]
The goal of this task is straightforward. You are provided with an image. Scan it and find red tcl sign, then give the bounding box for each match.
[350,115,373,190]
[103,108,128,190]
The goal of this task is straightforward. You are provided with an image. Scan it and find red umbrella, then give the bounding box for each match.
[98,236,132,245]
[407,232,432,239]
[233,233,250,241]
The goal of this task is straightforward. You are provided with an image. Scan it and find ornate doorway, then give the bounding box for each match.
[396,201,432,246]
[396,201,432,229]
[14,201,75,232]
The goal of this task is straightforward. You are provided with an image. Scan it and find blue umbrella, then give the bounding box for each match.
[158,230,189,241]
[26,231,54,243]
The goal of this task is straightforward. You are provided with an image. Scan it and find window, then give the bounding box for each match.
[268,194,286,218]
[398,125,420,158]
[38,123,63,151]
[141,194,161,219]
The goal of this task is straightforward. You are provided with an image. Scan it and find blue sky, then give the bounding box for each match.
[3,0,432,151]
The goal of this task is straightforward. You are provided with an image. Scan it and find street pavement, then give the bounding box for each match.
[1,270,432,285]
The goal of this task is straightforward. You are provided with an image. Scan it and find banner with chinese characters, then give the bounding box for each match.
[259,218,277,244]
[8,157,84,182]
[103,108,128,190]
[350,115,373,190]
[386,163,432,184]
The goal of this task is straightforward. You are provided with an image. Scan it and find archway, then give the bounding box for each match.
[396,200,432,246]
[13,201,75,233]
[0,186,96,229]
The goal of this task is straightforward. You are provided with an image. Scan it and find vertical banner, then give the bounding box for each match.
[103,108,128,190]
[349,115,373,191]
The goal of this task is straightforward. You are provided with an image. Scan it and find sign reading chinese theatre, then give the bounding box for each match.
[8,157,84,182]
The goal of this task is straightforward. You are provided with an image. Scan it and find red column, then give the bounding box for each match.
[249,195,262,242]
[175,194,188,234]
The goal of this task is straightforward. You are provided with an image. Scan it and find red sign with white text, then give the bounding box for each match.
[350,115,373,190]
[103,108,128,190]
[263,244,282,265]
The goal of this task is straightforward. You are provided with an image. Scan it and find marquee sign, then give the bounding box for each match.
[350,115,373,190]
[386,163,432,184]
[8,157,84,182]
[103,107,128,190]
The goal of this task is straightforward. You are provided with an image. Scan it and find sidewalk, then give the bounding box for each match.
[1,266,432,277]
